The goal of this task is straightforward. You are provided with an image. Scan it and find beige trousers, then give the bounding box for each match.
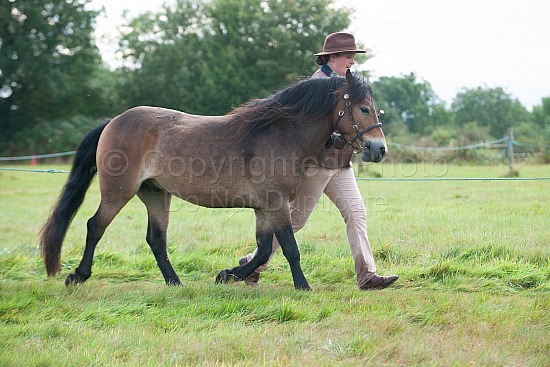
[243,165,376,286]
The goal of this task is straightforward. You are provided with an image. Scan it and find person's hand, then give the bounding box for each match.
[332,133,347,149]
[325,133,347,149]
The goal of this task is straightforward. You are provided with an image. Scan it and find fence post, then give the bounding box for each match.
[508,128,514,172]
[357,154,363,174]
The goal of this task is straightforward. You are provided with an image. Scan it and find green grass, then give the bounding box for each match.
[1,163,549,366]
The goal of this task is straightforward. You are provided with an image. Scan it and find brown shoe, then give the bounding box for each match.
[360,274,398,290]
[239,257,261,286]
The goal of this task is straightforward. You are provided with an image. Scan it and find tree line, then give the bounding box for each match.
[1,0,549,162]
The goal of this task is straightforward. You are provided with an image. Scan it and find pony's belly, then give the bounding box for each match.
[164,183,286,211]
[177,189,253,209]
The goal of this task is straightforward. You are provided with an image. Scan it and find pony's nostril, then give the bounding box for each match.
[380,146,386,156]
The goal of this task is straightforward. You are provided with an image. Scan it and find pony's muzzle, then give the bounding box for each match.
[361,140,387,163]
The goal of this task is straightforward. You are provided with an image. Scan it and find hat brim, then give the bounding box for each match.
[314,49,366,56]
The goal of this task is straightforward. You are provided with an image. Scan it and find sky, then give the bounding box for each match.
[88,0,550,110]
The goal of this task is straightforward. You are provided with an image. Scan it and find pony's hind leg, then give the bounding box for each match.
[137,181,181,285]
[66,196,131,285]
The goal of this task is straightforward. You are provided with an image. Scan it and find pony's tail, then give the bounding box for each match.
[39,119,111,276]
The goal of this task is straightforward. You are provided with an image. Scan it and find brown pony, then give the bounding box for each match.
[39,70,387,290]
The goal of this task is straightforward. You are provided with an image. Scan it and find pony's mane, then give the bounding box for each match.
[226,72,372,143]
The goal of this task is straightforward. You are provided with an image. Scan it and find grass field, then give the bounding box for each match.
[0,163,549,366]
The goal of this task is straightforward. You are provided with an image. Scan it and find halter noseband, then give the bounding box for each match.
[333,90,382,153]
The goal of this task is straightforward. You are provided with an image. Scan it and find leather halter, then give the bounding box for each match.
[333,89,382,153]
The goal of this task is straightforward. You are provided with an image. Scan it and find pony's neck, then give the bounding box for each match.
[291,115,335,164]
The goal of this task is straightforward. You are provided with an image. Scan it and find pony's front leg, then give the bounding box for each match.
[263,208,311,291]
[216,210,273,284]
[272,224,311,291]
[263,208,310,291]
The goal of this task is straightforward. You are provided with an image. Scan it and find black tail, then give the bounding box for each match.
[39,119,111,276]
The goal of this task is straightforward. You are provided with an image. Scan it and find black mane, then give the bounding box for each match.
[227,72,372,143]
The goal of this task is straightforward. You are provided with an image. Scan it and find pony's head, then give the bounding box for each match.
[333,70,387,163]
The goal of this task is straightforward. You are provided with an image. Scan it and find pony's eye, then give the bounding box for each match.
[360,107,370,115]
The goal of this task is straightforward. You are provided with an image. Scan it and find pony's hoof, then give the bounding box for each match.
[215,269,240,284]
[295,284,312,291]
[166,278,182,286]
[65,271,89,286]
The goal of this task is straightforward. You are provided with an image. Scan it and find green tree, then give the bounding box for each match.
[519,97,550,161]
[532,97,550,128]
[451,86,530,139]
[372,73,451,136]
[116,0,354,115]
[0,0,104,151]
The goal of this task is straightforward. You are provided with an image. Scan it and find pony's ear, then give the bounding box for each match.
[345,69,357,88]
[346,68,360,90]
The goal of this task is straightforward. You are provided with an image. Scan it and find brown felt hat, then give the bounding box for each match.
[314,32,366,56]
